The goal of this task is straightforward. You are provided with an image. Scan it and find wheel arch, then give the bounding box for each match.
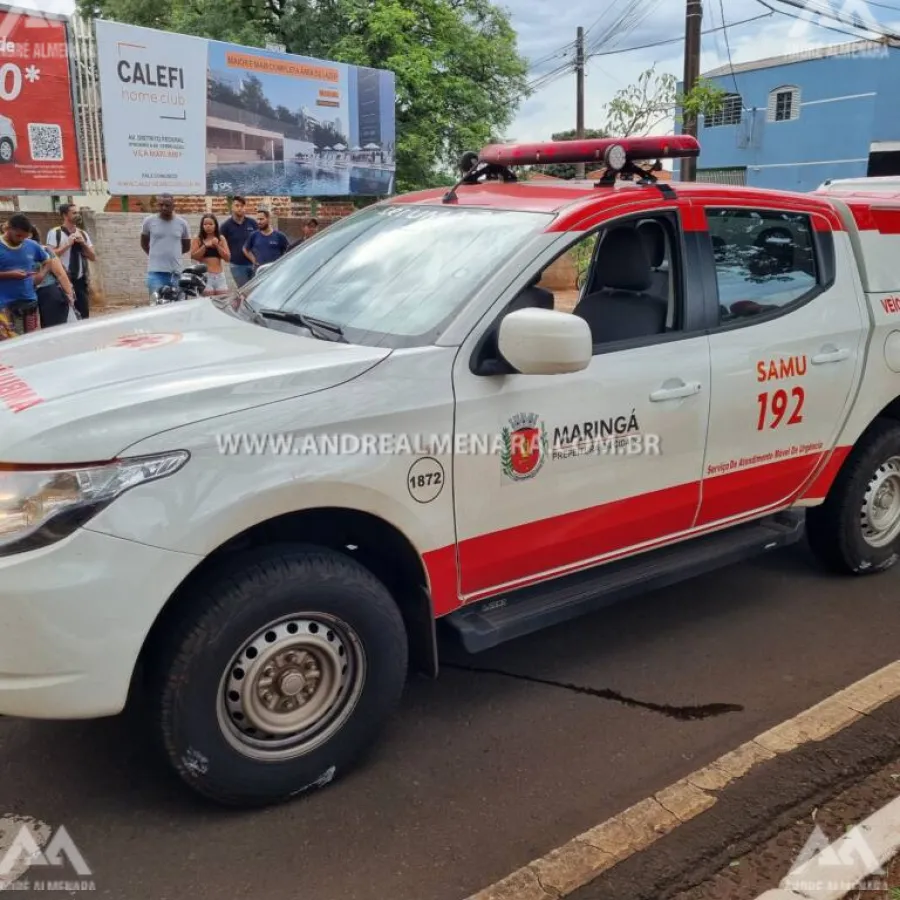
[802,399,900,505]
[131,507,440,705]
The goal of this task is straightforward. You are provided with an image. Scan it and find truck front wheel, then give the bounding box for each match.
[148,544,408,807]
[806,418,900,575]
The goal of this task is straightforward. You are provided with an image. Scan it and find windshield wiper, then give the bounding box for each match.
[257,308,348,342]
[225,289,269,326]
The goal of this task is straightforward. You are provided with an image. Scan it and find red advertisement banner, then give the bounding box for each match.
[0,5,81,192]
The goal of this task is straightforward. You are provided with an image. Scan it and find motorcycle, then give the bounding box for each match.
[151,263,209,305]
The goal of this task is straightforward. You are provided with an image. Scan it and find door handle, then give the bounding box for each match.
[811,346,850,365]
[650,380,702,402]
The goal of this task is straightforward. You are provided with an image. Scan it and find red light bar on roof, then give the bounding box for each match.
[478,135,700,168]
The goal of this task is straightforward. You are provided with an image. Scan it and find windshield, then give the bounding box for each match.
[238,204,552,347]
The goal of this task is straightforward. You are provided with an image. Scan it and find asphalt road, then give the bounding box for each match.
[2,538,899,900]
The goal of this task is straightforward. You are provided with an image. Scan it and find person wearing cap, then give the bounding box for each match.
[287,217,319,251]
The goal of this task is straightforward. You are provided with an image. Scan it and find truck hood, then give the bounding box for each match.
[0,299,391,463]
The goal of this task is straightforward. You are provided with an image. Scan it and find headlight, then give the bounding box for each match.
[0,451,189,556]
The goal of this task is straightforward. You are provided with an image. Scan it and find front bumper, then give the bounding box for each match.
[0,528,201,719]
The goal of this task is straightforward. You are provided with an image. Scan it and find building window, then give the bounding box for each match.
[704,93,742,128]
[768,86,801,122]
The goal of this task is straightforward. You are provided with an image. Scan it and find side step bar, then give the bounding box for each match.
[443,511,805,654]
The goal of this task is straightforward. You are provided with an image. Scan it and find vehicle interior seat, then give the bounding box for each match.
[572,226,668,344]
[636,219,674,328]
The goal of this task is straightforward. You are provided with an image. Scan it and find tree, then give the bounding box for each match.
[76,0,530,192]
[536,128,610,180]
[602,65,727,137]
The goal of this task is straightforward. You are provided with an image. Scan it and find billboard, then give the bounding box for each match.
[0,4,81,192]
[95,20,396,196]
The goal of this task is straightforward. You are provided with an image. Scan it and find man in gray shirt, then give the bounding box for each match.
[140,194,191,298]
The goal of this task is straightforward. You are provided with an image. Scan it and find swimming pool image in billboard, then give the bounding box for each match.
[205,41,396,196]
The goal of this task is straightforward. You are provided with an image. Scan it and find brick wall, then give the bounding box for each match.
[84,199,358,301]
[539,253,579,292]
[21,211,61,243]
[82,212,210,301]
[74,206,362,306]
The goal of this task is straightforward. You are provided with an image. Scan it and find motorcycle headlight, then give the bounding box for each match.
[0,451,189,556]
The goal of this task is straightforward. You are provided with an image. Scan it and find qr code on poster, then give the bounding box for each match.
[28,123,63,161]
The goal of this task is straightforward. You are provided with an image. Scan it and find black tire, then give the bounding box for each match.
[147,543,408,807]
[0,139,12,163]
[806,418,900,575]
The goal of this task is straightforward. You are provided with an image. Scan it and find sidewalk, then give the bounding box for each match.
[754,790,900,900]
[675,754,900,900]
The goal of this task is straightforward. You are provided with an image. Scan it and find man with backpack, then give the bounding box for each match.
[47,203,96,319]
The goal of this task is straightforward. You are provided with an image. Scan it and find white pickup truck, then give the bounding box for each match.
[3,135,900,807]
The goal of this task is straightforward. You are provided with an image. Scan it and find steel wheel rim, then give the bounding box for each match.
[0,143,11,162]
[217,613,366,761]
[861,456,900,548]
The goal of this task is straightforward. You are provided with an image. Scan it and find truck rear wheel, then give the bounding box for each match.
[806,418,900,575]
[148,543,408,807]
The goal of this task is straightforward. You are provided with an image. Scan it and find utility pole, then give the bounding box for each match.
[575,25,585,179]
[681,0,702,181]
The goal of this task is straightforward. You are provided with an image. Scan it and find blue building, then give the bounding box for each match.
[675,40,900,191]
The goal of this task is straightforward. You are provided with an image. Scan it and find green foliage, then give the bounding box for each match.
[602,65,728,137]
[77,0,530,193]
[571,233,597,286]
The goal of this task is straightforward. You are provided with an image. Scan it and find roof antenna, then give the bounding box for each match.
[443,152,480,204]
[443,151,517,203]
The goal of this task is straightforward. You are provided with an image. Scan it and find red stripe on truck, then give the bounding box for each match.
[796,445,853,500]
[423,446,850,614]
[847,205,900,234]
[694,450,830,526]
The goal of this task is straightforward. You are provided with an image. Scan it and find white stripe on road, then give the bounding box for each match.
[463,660,900,900]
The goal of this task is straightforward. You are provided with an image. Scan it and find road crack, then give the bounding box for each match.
[443,663,744,720]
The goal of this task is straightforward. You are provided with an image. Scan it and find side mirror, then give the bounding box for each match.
[497,308,593,375]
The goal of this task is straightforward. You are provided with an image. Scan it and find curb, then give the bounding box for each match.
[464,660,900,900]
[754,792,900,900]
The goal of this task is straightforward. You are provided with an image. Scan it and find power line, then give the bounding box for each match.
[586,0,662,56]
[756,0,900,41]
[704,0,729,66]
[717,0,741,95]
[761,0,900,40]
[525,60,575,93]
[527,41,577,72]
[583,11,773,60]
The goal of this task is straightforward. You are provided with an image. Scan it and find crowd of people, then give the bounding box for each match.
[141,194,317,296]
[0,204,95,341]
[0,196,319,342]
